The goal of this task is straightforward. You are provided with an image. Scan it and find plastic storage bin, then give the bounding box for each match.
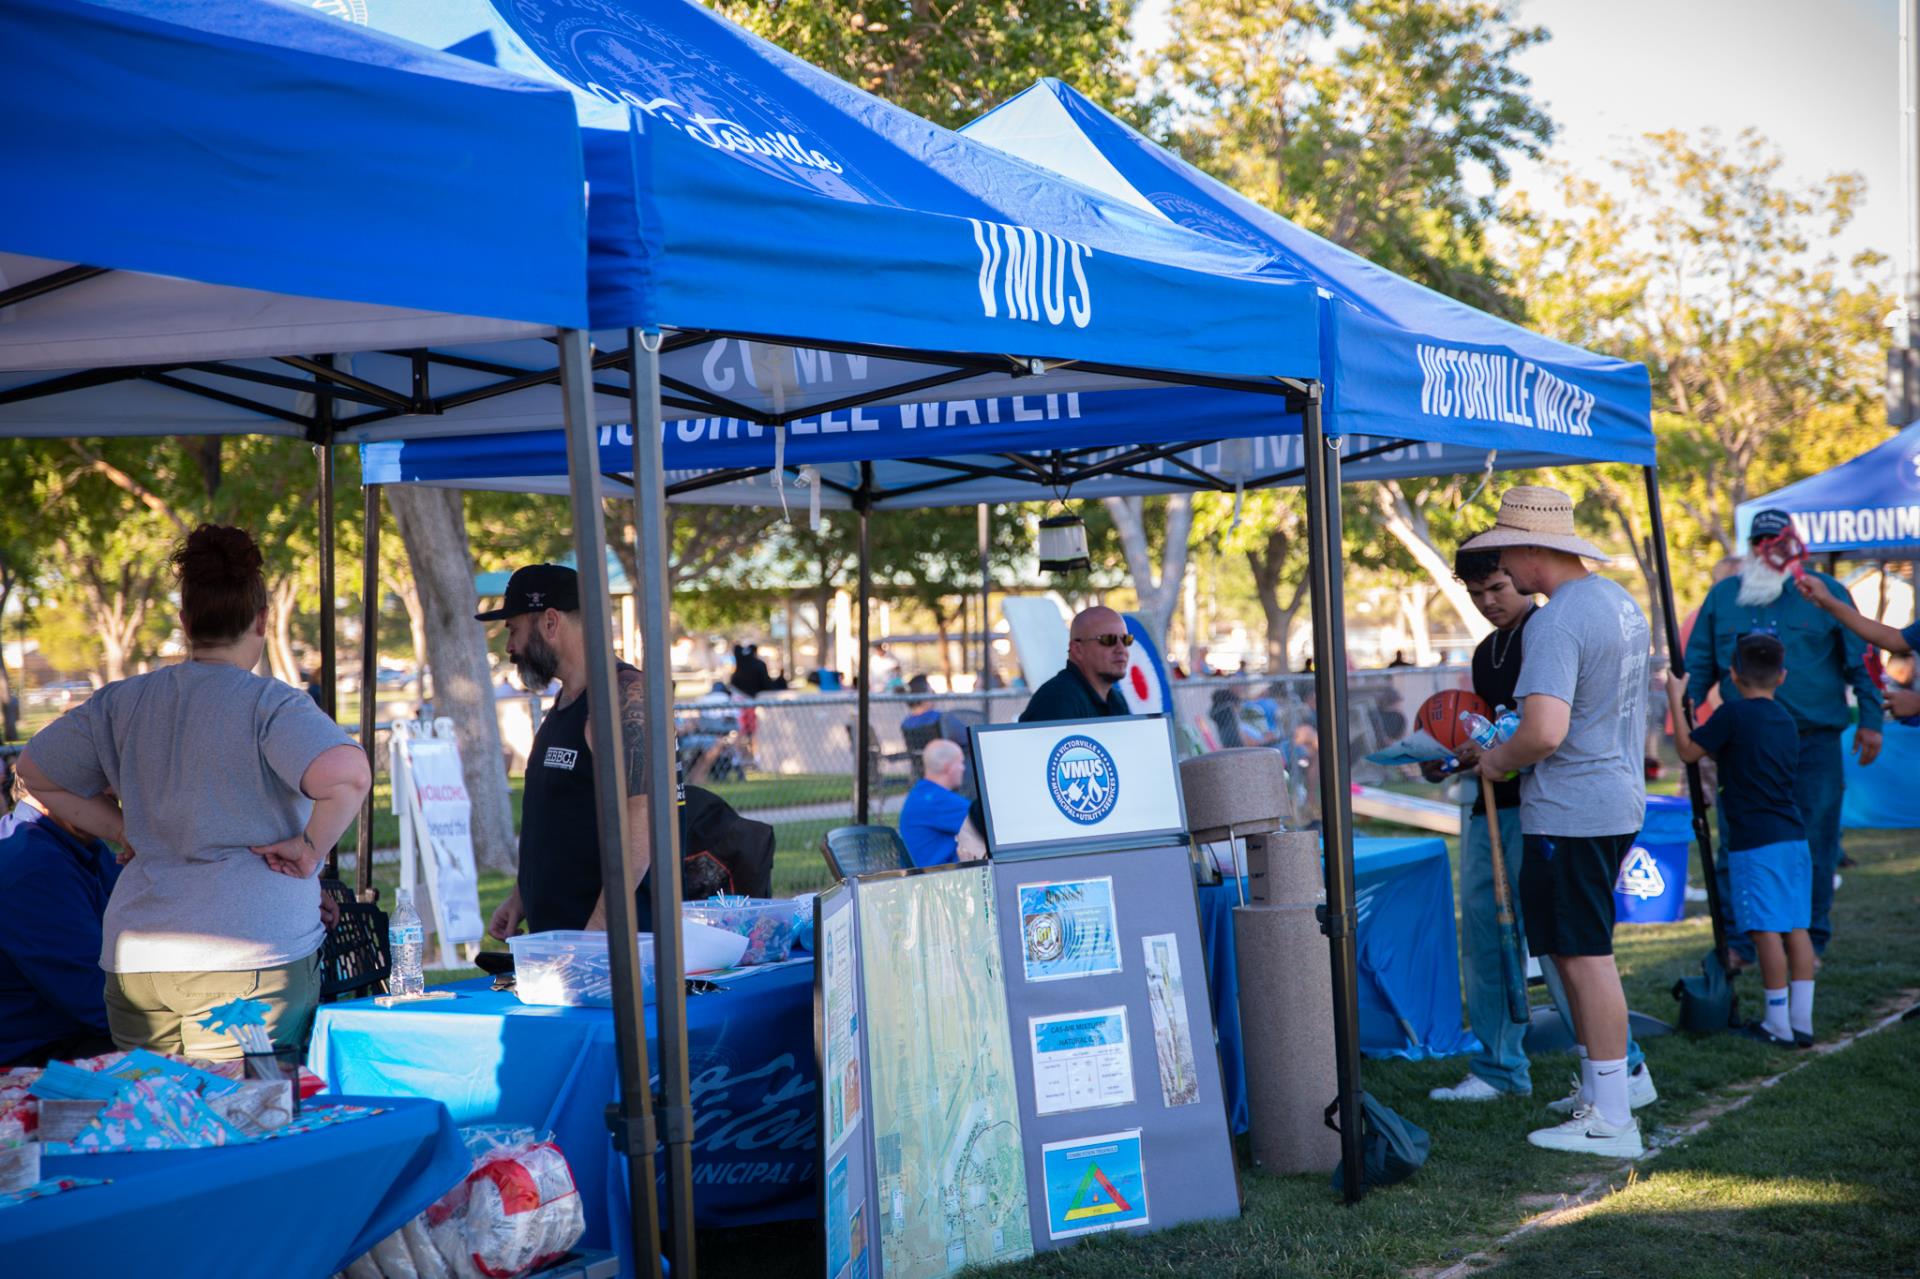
[1614,795,1693,924]
[507,930,655,1007]
[681,898,802,965]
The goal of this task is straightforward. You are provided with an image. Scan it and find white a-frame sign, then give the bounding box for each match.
[389,718,486,968]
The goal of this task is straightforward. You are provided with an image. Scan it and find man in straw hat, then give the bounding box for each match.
[1458,485,1651,1158]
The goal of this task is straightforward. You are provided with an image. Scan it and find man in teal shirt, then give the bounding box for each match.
[1684,510,1883,963]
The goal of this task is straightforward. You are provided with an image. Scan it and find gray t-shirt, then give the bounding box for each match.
[1512,573,1650,837]
[24,662,351,973]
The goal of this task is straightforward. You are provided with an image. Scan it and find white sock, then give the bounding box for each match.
[1577,1048,1595,1105]
[1789,980,1815,1037]
[1590,1058,1631,1127]
[1762,987,1791,1040]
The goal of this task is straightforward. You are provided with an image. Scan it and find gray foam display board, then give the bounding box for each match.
[992,845,1240,1250]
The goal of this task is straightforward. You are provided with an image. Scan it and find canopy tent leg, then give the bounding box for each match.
[629,330,698,1279]
[318,438,339,880]
[561,329,665,1279]
[978,502,993,694]
[855,465,873,825]
[1643,466,1733,979]
[358,484,381,902]
[1302,393,1366,1204]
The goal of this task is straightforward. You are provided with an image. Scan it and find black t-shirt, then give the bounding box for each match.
[1470,607,1534,814]
[519,662,643,934]
[1691,697,1805,852]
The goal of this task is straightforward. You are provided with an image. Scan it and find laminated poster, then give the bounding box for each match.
[1018,877,1121,983]
[1041,1130,1149,1240]
[827,1155,851,1279]
[1029,1008,1135,1116]
[1141,933,1200,1108]
[823,907,863,1155]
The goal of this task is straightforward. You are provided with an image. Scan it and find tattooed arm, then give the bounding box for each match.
[584,667,655,931]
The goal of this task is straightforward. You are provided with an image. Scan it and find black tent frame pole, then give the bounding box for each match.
[630,331,698,1279]
[357,483,380,901]
[559,329,664,1278]
[1302,391,1365,1203]
[855,463,874,825]
[317,423,339,881]
[977,502,993,694]
[1642,465,1733,978]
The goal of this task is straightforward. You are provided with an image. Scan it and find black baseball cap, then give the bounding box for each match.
[474,564,579,621]
[1748,509,1794,541]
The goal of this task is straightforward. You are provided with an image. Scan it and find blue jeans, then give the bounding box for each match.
[1462,808,1643,1092]
[1714,728,1843,959]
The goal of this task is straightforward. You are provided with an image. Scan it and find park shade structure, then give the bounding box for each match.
[1734,417,1920,556]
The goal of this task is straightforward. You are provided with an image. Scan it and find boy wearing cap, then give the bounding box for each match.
[1462,485,1651,1158]
[1666,634,1815,1046]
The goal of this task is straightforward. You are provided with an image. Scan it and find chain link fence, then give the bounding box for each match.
[680,666,1470,897]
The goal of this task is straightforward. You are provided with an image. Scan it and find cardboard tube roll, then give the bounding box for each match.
[1233,902,1340,1174]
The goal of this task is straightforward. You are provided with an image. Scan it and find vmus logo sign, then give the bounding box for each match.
[969,219,1094,329]
[1047,736,1119,825]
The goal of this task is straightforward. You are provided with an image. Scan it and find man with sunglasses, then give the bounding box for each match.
[1019,606,1135,723]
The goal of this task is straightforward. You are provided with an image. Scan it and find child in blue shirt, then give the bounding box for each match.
[1667,633,1814,1046]
[1796,573,1920,724]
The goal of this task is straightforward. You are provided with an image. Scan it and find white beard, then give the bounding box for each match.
[1736,558,1789,607]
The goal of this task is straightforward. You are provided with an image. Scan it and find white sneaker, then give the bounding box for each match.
[1429,1074,1507,1102]
[1544,1063,1657,1115]
[1527,1110,1645,1158]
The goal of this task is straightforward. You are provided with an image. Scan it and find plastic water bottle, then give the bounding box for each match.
[388,890,426,998]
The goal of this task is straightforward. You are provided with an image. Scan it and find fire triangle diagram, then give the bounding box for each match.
[1062,1162,1132,1222]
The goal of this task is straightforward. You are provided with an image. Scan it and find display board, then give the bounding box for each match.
[992,846,1239,1249]
[971,715,1187,858]
[389,718,484,968]
[816,883,877,1279]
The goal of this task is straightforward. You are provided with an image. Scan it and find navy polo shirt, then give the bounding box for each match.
[0,807,120,1063]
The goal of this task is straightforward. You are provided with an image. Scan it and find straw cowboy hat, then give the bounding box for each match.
[1459,485,1610,561]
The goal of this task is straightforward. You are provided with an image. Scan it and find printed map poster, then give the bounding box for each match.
[823,906,863,1155]
[1029,1008,1135,1116]
[1018,877,1121,983]
[1041,1130,1150,1240]
[1142,933,1200,1107]
[858,867,1032,1278]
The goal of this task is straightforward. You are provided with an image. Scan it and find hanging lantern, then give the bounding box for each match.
[1037,510,1091,573]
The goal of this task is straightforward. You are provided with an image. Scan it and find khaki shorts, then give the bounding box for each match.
[105,951,323,1061]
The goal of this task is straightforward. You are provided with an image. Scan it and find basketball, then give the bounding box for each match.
[1417,689,1491,751]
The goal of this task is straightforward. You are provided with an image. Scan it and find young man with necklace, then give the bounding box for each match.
[1425,545,1654,1115]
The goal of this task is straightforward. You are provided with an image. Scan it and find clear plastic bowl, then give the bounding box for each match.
[681,899,802,965]
[506,931,655,1008]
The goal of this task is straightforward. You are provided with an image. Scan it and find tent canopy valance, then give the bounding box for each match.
[1735,418,1920,555]
[0,0,589,401]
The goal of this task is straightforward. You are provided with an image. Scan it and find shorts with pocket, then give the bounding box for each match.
[1519,832,1636,958]
[104,951,323,1061]
[1729,838,1812,934]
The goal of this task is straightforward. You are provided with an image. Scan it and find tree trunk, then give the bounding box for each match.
[934,603,956,689]
[0,574,16,741]
[393,569,429,699]
[1246,525,1307,674]
[1375,482,1492,643]
[1103,494,1194,649]
[387,485,517,874]
[1404,583,1435,665]
[267,575,302,685]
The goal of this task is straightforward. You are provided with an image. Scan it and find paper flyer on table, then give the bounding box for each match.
[1041,1130,1149,1239]
[1028,1008,1135,1115]
[822,907,863,1155]
[1142,933,1200,1107]
[1018,877,1121,983]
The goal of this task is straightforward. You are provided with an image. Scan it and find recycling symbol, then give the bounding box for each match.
[1616,845,1666,900]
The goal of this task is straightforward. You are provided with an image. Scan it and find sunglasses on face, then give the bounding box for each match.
[1074,632,1134,648]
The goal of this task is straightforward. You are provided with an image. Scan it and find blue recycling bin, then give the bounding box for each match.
[1614,794,1693,924]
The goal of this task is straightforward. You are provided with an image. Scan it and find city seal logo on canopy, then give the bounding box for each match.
[1047,736,1119,825]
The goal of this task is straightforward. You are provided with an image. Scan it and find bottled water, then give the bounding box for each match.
[388,889,426,998]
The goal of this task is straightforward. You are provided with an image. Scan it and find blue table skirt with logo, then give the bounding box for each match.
[308,964,817,1268]
[1197,835,1475,1133]
[1,1096,467,1279]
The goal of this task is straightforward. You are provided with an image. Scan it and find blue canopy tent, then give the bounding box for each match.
[1734,418,1920,555]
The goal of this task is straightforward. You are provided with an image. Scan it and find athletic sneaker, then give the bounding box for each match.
[1527,1110,1644,1158]
[1738,1020,1796,1048]
[1429,1075,1514,1102]
[1793,1031,1815,1049]
[1545,1062,1657,1115]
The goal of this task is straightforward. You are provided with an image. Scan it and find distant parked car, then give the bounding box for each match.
[27,680,92,708]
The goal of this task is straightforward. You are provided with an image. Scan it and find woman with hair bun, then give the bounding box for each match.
[18,525,370,1058]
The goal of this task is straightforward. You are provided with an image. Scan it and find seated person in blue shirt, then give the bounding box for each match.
[897,739,986,867]
[1796,574,1920,723]
[1667,635,1816,1047]
[0,777,122,1067]
[899,674,941,733]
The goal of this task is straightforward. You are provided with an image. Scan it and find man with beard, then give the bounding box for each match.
[1684,510,1882,967]
[477,565,654,938]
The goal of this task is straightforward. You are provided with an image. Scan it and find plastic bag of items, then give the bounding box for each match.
[341,1126,585,1279]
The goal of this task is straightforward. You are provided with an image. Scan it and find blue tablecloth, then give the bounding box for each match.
[1843,722,1920,828]
[308,963,817,1263]
[1,1096,466,1279]
[1198,835,1474,1133]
